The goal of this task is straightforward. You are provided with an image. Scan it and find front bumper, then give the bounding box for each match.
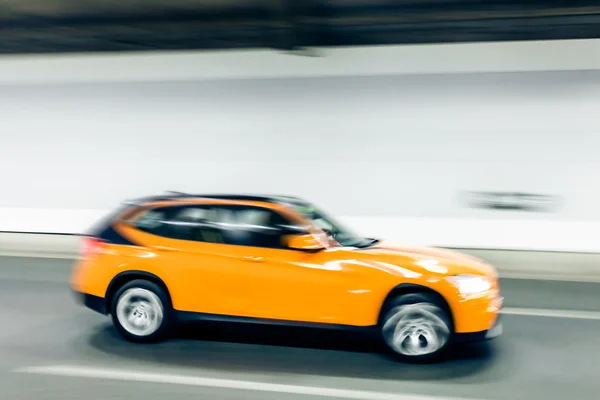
[72,290,108,315]
[454,314,502,343]
[455,288,504,343]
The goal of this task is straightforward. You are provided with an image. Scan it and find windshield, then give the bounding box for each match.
[289,202,377,249]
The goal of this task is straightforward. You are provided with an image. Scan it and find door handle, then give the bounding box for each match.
[242,256,266,262]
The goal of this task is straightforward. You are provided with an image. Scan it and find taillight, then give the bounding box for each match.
[81,237,106,258]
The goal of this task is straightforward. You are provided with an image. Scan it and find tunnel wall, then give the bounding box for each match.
[1,39,600,252]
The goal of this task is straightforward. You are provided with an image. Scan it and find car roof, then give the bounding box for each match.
[124,192,308,208]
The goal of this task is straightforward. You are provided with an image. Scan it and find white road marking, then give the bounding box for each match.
[14,365,481,400]
[0,252,75,260]
[501,307,600,320]
[499,272,600,284]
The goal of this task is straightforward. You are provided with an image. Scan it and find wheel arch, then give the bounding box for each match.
[105,271,172,314]
[378,283,455,329]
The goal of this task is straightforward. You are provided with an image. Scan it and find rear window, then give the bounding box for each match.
[134,209,168,232]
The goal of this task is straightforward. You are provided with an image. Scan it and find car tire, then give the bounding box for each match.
[380,292,453,363]
[110,279,172,343]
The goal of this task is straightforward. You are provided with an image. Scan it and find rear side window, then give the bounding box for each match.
[135,209,166,231]
[133,208,171,237]
[132,205,223,244]
[166,206,223,243]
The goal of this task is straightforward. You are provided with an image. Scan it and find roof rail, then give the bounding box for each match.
[122,191,191,206]
[165,190,189,196]
[122,192,306,207]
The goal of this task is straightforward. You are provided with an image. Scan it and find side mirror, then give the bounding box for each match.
[284,233,326,251]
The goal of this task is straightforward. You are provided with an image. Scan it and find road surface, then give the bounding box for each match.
[0,255,598,400]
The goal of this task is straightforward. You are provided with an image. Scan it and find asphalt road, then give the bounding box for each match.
[0,255,599,400]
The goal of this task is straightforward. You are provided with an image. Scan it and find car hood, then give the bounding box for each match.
[356,240,498,278]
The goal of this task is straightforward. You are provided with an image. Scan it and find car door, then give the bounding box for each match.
[131,203,371,324]
[130,204,260,317]
[211,205,367,325]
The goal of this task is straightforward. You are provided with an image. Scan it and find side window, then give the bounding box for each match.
[132,204,302,249]
[132,206,222,243]
[165,206,224,244]
[215,206,297,249]
[133,208,170,237]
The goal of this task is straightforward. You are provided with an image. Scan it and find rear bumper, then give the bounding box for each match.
[72,290,108,315]
[454,314,502,344]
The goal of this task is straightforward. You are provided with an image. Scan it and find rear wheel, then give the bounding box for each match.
[380,293,452,363]
[110,279,172,343]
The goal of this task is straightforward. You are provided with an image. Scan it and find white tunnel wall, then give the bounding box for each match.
[1,49,600,251]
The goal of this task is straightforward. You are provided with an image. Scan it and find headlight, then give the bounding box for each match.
[446,274,492,296]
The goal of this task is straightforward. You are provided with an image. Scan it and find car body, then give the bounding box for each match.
[70,192,503,362]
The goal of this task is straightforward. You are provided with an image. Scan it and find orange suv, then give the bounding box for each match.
[70,192,503,362]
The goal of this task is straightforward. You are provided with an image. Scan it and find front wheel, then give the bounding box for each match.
[380,293,452,363]
[110,279,172,343]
